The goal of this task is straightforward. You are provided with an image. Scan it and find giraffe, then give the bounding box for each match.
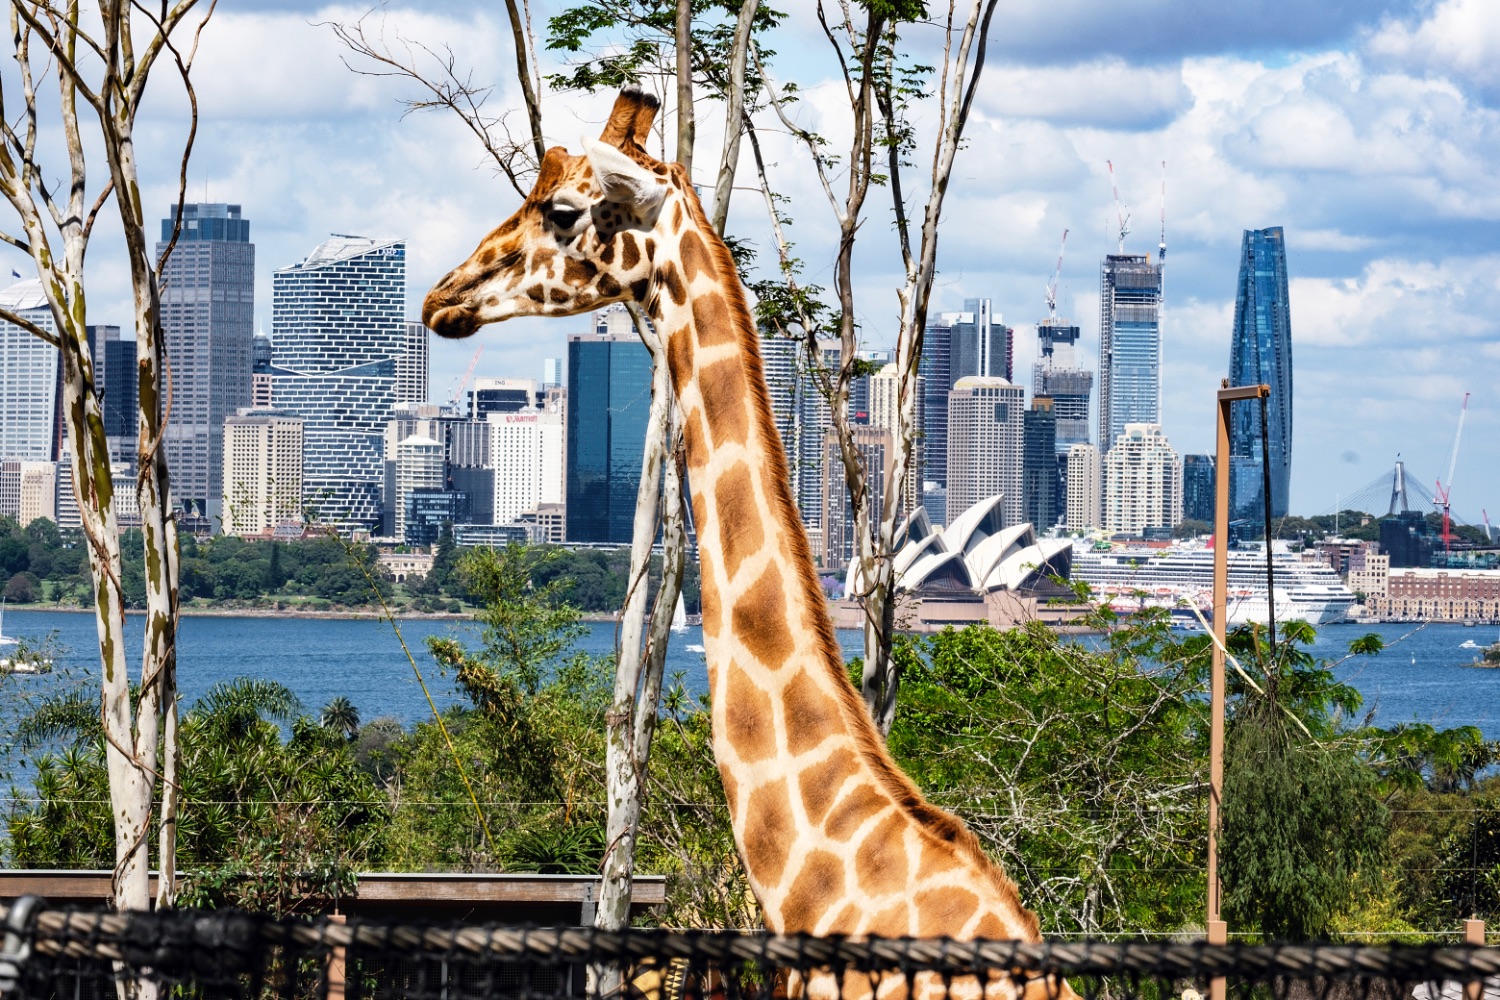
[424,88,1073,1000]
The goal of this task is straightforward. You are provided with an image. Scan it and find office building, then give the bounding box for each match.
[847,348,893,424]
[0,460,56,525]
[1032,320,1093,450]
[1102,423,1180,536]
[221,409,304,537]
[566,332,652,543]
[87,325,138,466]
[469,377,537,420]
[945,376,1024,529]
[394,435,445,543]
[380,401,489,537]
[490,403,565,525]
[1065,443,1101,531]
[396,321,430,405]
[1023,398,1059,530]
[761,330,839,547]
[868,362,921,516]
[251,333,274,408]
[157,203,255,520]
[821,426,891,568]
[270,236,405,531]
[1182,454,1215,525]
[542,357,563,390]
[0,279,58,463]
[921,299,1011,494]
[404,490,470,547]
[1381,512,1433,569]
[1228,226,1293,520]
[1098,253,1163,453]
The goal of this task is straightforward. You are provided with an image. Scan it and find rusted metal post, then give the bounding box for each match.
[1465,919,1486,1000]
[327,912,347,1000]
[1210,382,1270,1000]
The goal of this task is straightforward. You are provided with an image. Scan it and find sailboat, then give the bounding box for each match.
[670,593,688,633]
[0,598,51,674]
[0,598,16,648]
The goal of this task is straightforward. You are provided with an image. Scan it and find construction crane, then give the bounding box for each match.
[1485,509,1493,545]
[447,345,484,408]
[1107,160,1130,253]
[1433,391,1470,552]
[1158,160,1167,265]
[1044,228,1069,320]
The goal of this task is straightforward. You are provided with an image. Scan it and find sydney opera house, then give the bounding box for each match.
[837,496,1076,630]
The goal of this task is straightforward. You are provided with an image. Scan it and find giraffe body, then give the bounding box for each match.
[424,89,1070,1000]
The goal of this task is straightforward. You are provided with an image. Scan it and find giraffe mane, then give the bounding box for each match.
[671,172,1040,939]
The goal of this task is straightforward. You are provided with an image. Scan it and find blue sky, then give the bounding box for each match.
[55,0,1500,522]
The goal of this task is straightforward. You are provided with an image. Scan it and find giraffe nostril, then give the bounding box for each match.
[485,295,499,307]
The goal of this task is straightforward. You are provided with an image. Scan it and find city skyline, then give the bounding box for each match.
[3,0,1496,522]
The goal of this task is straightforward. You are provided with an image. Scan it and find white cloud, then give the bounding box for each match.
[1368,0,1500,96]
[975,60,1189,129]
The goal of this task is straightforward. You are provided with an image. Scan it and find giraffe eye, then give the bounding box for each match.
[548,206,583,230]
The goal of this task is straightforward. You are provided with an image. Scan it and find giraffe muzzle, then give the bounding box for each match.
[422,297,479,340]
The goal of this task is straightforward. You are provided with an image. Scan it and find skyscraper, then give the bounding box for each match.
[221,409,304,537]
[1228,226,1293,520]
[1182,454,1216,525]
[157,203,255,520]
[1102,423,1181,536]
[469,377,537,420]
[921,299,1011,495]
[760,330,838,547]
[1032,319,1093,450]
[1098,253,1163,454]
[945,376,1024,528]
[1065,443,1101,531]
[490,404,564,525]
[821,426,891,568]
[270,235,405,530]
[396,321,430,405]
[1023,397,1059,530]
[88,325,137,466]
[566,332,652,543]
[0,279,58,463]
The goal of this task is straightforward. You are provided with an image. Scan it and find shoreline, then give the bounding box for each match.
[6,604,624,623]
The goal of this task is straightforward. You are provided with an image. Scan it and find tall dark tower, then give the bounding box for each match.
[157,203,254,524]
[1228,226,1292,520]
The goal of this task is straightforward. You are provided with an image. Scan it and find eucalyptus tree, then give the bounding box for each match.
[0,0,213,936]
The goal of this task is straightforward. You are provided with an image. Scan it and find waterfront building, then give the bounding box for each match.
[157,204,255,521]
[945,376,1023,529]
[821,426,891,568]
[921,299,1012,495]
[396,321,430,405]
[394,435,444,543]
[1098,253,1163,454]
[1228,226,1293,520]
[566,332,651,544]
[469,377,537,420]
[85,325,137,467]
[1023,397,1059,531]
[1365,566,1500,622]
[1182,454,1215,525]
[270,235,405,531]
[1102,423,1180,536]
[1032,320,1092,450]
[1065,443,1101,531]
[221,408,304,537]
[0,279,58,463]
[490,404,565,525]
[404,490,469,547]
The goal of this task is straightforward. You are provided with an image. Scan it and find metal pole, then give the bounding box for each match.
[1260,394,1277,658]
[1210,382,1269,1000]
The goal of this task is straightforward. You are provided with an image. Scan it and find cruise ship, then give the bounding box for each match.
[1071,542,1357,626]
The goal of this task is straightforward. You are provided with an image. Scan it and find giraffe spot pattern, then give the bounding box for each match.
[692,292,735,347]
[915,887,981,937]
[798,748,859,826]
[718,762,739,813]
[527,284,546,303]
[680,230,712,284]
[725,660,775,763]
[866,902,911,938]
[698,546,720,639]
[597,273,622,297]
[972,913,1006,938]
[731,564,794,671]
[714,463,763,580]
[783,669,838,756]
[621,233,640,270]
[683,411,709,471]
[698,358,750,449]
[645,237,657,262]
[630,278,650,302]
[825,784,889,842]
[743,779,794,886]
[549,288,569,304]
[779,849,844,933]
[659,262,687,306]
[666,327,694,391]
[564,257,597,285]
[854,814,910,897]
[672,203,684,232]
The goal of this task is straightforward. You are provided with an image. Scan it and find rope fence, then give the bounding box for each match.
[2,902,1498,1000]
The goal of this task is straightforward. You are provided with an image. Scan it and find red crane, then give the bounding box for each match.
[1433,391,1470,552]
[1044,228,1069,320]
[447,345,484,408]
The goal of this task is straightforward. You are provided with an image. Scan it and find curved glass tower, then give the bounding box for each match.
[1228,226,1292,521]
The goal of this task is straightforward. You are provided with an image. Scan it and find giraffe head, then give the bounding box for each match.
[422,87,677,339]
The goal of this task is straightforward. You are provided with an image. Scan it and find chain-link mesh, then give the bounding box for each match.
[1,904,1496,1000]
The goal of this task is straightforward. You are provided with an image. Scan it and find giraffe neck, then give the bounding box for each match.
[648,191,1040,942]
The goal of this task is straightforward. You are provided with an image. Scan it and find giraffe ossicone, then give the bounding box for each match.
[424,87,1075,1000]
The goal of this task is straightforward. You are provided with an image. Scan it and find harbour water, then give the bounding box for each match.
[1,609,1497,739]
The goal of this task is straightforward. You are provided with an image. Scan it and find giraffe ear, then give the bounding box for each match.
[582,137,666,220]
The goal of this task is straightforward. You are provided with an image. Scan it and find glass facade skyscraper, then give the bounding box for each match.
[920,298,1010,496]
[158,203,255,519]
[1098,253,1163,454]
[1182,453,1215,525]
[270,236,405,530]
[1228,226,1292,521]
[0,279,57,463]
[565,332,652,544]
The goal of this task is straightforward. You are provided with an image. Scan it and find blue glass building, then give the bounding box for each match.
[1227,227,1292,521]
[157,203,254,518]
[1182,454,1215,525]
[565,332,652,543]
[1098,254,1163,453]
[270,236,405,531]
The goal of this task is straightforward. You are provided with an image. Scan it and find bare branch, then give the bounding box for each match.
[500,0,545,163]
[0,305,60,347]
[707,1,759,235]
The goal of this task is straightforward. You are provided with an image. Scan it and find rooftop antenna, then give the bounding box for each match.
[1044,228,1069,321]
[1107,160,1130,253]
